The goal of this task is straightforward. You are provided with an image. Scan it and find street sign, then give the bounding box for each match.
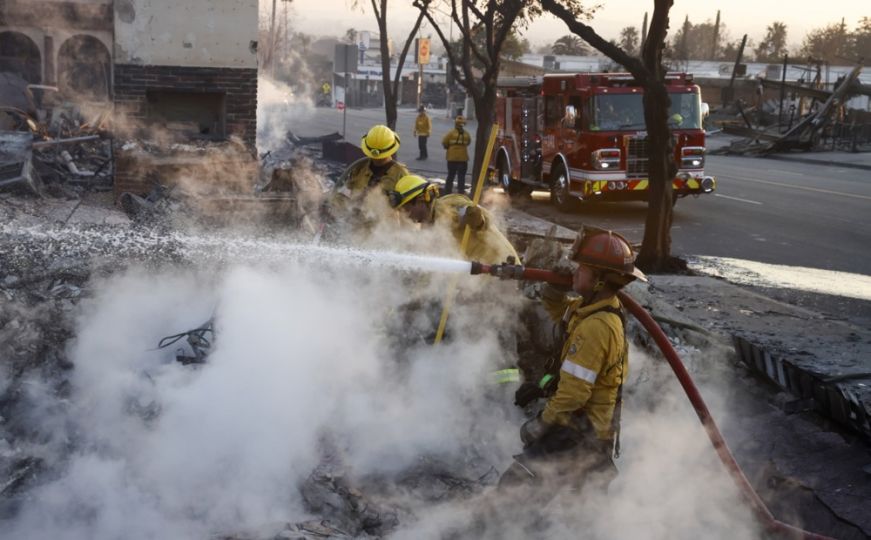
[416,38,431,65]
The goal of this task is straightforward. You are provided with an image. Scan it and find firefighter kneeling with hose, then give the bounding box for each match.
[389,174,518,265]
[499,226,647,498]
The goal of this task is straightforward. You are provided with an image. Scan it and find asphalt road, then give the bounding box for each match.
[290,105,870,276]
[512,154,871,276]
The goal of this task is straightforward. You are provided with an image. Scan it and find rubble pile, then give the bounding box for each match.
[710,65,871,155]
[1,73,113,198]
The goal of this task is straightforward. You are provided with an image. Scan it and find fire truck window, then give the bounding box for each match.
[565,96,582,129]
[668,92,702,129]
[561,105,577,128]
[591,94,645,131]
[545,96,562,128]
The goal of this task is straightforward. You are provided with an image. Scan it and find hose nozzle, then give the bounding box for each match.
[469,258,573,287]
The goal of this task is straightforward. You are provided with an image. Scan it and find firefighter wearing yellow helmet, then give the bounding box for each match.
[336,125,409,198]
[499,226,647,498]
[441,115,472,195]
[390,174,518,265]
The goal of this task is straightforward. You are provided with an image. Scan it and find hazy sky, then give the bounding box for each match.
[286,0,868,50]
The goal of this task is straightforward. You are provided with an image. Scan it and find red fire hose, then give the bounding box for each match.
[471,261,833,540]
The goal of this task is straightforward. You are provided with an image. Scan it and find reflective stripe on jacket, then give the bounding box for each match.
[541,295,627,440]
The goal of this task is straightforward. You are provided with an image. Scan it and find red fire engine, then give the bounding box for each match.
[490,72,715,210]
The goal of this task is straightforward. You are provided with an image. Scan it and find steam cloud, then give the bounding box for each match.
[2,253,762,539]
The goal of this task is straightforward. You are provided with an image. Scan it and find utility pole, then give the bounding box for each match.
[446,16,453,118]
[778,54,788,130]
[269,0,278,78]
[343,45,349,138]
[641,12,648,50]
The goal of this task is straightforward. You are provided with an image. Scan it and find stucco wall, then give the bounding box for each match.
[113,0,257,69]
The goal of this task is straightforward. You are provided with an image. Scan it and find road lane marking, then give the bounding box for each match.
[714,193,763,205]
[775,170,806,176]
[720,174,871,201]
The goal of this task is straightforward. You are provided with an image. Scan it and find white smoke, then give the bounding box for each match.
[257,76,315,153]
[3,260,520,539]
[3,248,768,539]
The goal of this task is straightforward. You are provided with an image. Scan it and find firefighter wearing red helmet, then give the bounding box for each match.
[500,226,647,495]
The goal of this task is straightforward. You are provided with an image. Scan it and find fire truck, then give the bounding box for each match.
[490,72,715,210]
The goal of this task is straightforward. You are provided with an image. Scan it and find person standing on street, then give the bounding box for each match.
[441,115,471,195]
[413,106,431,160]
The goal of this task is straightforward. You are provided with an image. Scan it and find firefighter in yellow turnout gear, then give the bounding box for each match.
[413,106,431,160]
[327,125,410,232]
[499,226,647,496]
[389,175,518,264]
[441,115,472,195]
[337,124,409,196]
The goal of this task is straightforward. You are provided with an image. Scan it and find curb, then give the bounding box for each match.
[763,153,871,171]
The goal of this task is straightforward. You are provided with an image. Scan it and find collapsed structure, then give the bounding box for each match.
[1,0,259,204]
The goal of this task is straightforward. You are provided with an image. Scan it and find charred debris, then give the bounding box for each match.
[709,59,870,155]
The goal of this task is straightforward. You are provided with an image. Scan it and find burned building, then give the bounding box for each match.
[0,0,113,99]
[111,0,259,198]
[112,0,258,145]
[1,0,259,199]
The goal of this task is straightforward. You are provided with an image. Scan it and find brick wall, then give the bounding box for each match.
[113,64,257,145]
[112,64,257,199]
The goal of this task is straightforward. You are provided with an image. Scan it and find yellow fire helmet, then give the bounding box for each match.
[361,124,400,159]
[389,175,439,209]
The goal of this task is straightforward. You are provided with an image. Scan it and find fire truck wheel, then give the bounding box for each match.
[550,164,576,212]
[498,156,525,196]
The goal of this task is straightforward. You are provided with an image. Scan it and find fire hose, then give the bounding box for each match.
[470,260,833,540]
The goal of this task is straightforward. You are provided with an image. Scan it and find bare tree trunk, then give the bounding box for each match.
[636,81,675,270]
[635,0,676,271]
[371,0,423,129]
[470,84,496,191]
[372,1,396,128]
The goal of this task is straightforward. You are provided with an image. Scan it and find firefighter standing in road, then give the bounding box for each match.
[500,226,647,497]
[389,174,518,264]
[441,115,472,195]
[413,106,431,160]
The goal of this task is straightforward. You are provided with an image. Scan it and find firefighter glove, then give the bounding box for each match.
[515,373,558,407]
[514,382,543,407]
[520,415,553,447]
[459,205,485,230]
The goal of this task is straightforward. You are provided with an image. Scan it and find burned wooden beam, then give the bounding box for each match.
[769,66,864,153]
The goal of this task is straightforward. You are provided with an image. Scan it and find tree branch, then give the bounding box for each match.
[452,0,489,72]
[540,0,647,81]
[643,0,673,77]
[393,10,426,99]
[369,0,381,21]
[413,0,470,90]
